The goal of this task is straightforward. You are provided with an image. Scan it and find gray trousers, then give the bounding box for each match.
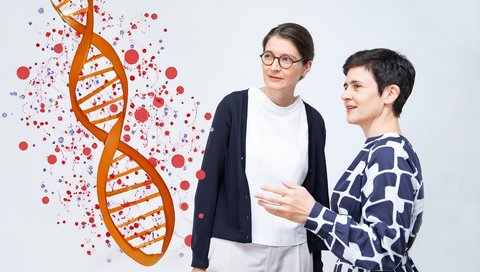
[207,238,313,272]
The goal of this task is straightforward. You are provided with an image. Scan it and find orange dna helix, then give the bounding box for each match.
[50,0,175,266]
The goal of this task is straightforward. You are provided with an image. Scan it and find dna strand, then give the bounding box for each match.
[50,0,175,266]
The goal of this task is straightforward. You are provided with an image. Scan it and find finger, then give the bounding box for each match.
[254,192,281,205]
[259,184,289,196]
[257,200,280,215]
[282,180,300,189]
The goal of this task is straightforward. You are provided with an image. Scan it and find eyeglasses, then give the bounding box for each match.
[260,52,304,69]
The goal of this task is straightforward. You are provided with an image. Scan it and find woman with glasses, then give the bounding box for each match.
[191,23,329,272]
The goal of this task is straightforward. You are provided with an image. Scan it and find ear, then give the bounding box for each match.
[382,84,400,105]
[301,60,313,77]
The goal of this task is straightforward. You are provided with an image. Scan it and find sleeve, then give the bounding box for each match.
[307,108,329,272]
[304,143,418,271]
[191,97,232,269]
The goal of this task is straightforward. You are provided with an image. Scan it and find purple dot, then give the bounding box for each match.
[38,8,44,14]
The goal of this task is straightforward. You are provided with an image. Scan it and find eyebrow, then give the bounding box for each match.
[343,80,363,89]
[263,50,298,59]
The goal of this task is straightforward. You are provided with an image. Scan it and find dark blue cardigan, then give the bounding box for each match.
[192,90,330,271]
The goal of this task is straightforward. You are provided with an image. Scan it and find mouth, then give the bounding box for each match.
[268,75,283,81]
[345,105,357,112]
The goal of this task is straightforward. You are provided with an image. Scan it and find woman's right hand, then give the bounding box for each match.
[192,268,207,272]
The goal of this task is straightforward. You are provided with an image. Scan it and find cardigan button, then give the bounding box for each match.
[244,195,248,199]
[240,156,244,160]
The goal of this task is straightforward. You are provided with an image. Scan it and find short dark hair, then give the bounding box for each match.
[343,48,416,117]
[262,23,314,63]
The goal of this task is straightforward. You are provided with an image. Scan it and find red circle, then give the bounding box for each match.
[125,49,139,64]
[198,213,204,219]
[165,66,177,80]
[148,157,158,167]
[134,107,149,123]
[204,113,212,120]
[53,43,63,54]
[151,13,158,20]
[83,147,91,156]
[17,66,30,80]
[180,202,189,211]
[153,97,164,108]
[184,234,192,247]
[42,196,50,204]
[123,135,131,142]
[89,217,95,223]
[171,154,185,168]
[196,170,206,180]
[176,86,184,94]
[110,104,118,113]
[19,141,28,151]
[47,154,57,164]
[180,180,190,190]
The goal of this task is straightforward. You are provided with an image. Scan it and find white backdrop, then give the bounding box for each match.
[0,0,479,271]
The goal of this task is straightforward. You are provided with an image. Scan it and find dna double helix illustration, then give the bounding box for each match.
[50,0,175,266]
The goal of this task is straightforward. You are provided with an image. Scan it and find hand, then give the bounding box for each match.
[254,180,316,224]
[192,268,207,272]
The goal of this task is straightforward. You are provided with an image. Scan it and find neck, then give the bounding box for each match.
[361,112,401,138]
[260,86,296,107]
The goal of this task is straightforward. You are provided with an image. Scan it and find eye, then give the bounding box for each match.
[280,55,293,63]
[263,52,274,60]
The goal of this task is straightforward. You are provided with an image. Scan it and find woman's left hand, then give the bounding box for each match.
[254,180,316,224]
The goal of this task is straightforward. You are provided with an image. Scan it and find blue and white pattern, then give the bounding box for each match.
[305,133,424,271]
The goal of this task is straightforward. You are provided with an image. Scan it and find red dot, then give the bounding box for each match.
[42,196,50,204]
[176,86,184,94]
[165,66,177,80]
[83,147,91,156]
[204,112,212,120]
[47,154,57,164]
[89,217,95,223]
[151,13,158,20]
[180,180,190,190]
[180,202,189,211]
[17,66,30,80]
[148,157,158,167]
[123,135,131,142]
[196,170,206,180]
[110,104,118,113]
[125,49,139,64]
[184,234,192,247]
[53,43,63,54]
[153,97,164,108]
[171,154,185,168]
[19,141,28,151]
[198,213,204,219]
[134,107,149,123]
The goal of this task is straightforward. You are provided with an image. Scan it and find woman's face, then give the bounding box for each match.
[261,35,311,95]
[342,66,386,130]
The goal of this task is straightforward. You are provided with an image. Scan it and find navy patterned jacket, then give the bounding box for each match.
[191,90,330,271]
[305,133,424,272]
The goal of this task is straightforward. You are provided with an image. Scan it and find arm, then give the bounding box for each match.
[256,145,420,271]
[191,97,231,269]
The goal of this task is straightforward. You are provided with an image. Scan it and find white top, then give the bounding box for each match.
[246,86,309,246]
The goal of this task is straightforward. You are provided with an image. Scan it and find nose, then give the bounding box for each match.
[270,57,281,70]
[341,87,352,101]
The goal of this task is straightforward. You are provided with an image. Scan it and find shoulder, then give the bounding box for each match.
[367,134,420,172]
[303,101,325,125]
[215,89,248,113]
